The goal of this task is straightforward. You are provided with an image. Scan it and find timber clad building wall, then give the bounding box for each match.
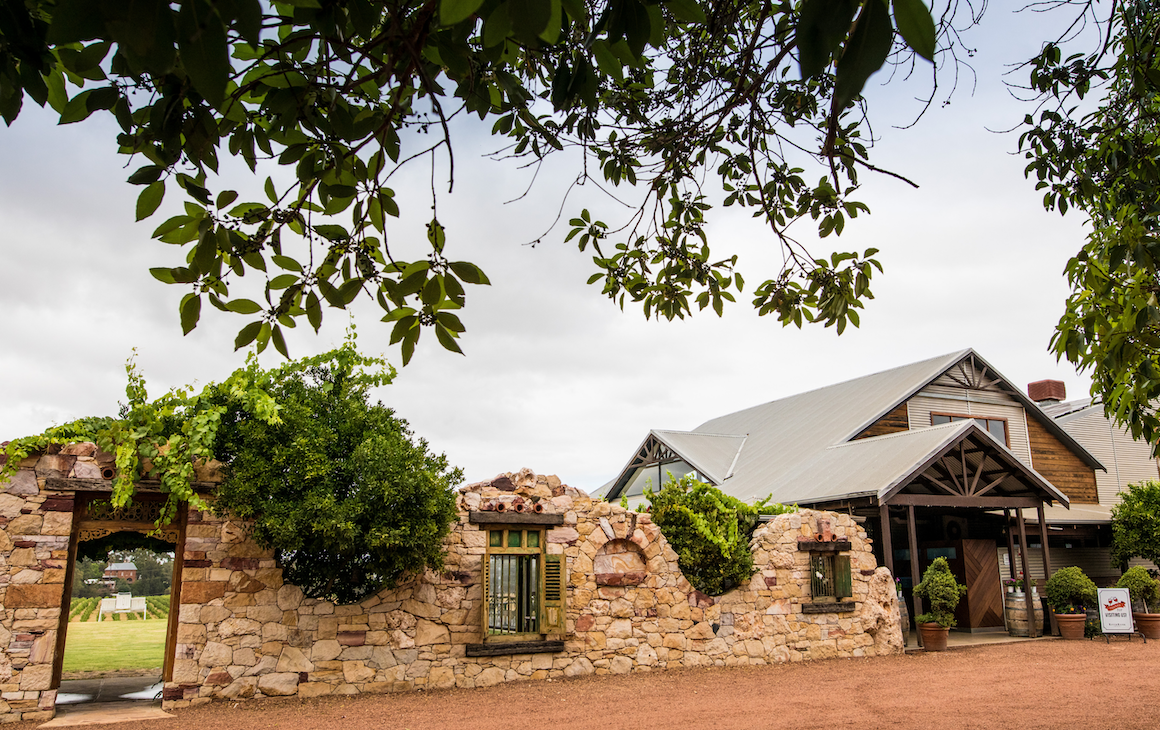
[0,458,903,721]
[1025,418,1099,504]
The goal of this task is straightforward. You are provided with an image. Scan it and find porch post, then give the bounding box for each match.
[1037,502,1058,637]
[907,504,922,620]
[879,501,894,576]
[1037,503,1053,580]
[1016,508,1036,638]
[1004,509,1018,582]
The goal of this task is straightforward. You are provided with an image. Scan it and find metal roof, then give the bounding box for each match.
[606,348,1102,506]
[649,430,748,484]
[105,563,137,571]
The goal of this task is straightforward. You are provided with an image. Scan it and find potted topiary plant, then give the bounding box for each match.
[913,557,967,651]
[1116,566,1160,639]
[1045,566,1098,640]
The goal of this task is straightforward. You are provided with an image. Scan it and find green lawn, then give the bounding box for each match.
[61,621,167,672]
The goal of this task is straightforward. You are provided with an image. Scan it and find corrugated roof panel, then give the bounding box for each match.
[701,350,970,499]
[651,430,747,484]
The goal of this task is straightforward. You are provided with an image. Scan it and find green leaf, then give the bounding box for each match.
[180,293,202,335]
[234,320,262,349]
[436,325,464,354]
[592,40,624,83]
[271,324,289,358]
[226,298,263,314]
[136,182,166,221]
[149,267,176,284]
[305,291,323,331]
[45,0,105,43]
[664,0,705,23]
[440,0,485,26]
[192,227,218,275]
[269,274,299,289]
[511,0,551,42]
[177,0,230,108]
[893,0,936,62]
[449,261,491,285]
[216,190,239,209]
[798,0,859,79]
[833,0,894,110]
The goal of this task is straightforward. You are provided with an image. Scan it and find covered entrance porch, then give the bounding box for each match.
[802,420,1070,639]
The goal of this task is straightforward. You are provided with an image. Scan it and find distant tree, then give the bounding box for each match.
[1111,481,1160,570]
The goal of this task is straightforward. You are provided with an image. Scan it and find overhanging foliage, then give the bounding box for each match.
[0,0,952,360]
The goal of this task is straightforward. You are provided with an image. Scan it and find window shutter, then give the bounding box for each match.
[835,555,852,599]
[541,553,566,634]
[481,556,492,635]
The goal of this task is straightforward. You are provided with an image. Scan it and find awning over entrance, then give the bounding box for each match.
[797,421,1067,640]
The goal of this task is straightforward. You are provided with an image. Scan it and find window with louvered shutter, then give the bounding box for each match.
[482,528,564,639]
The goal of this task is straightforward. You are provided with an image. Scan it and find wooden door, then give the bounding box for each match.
[961,539,1004,629]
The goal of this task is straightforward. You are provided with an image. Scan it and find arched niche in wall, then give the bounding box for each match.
[593,539,647,586]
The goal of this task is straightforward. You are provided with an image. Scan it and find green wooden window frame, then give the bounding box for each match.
[482,527,565,640]
[810,554,852,601]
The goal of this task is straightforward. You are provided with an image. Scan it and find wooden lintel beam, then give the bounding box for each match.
[887,495,1041,508]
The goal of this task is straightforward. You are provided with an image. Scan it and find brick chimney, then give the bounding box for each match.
[1027,379,1066,403]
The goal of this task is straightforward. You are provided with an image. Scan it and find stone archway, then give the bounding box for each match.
[52,492,186,687]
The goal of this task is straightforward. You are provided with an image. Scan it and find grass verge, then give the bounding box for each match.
[62,621,167,673]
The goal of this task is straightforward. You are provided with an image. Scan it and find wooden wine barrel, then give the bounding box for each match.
[1004,594,1044,637]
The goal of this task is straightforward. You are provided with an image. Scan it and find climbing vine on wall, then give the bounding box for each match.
[645,474,794,596]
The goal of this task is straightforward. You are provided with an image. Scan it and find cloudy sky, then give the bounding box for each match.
[0,6,1100,495]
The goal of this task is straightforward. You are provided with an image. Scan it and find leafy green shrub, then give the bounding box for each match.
[646,474,794,596]
[213,343,462,605]
[1045,566,1098,613]
[1111,481,1160,569]
[1116,566,1160,612]
[913,557,967,628]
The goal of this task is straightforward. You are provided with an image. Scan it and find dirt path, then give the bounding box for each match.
[29,640,1160,730]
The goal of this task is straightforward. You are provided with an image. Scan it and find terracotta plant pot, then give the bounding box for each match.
[1055,613,1086,640]
[918,622,949,652]
[1135,613,1160,640]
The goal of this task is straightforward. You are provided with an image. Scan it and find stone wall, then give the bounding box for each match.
[0,457,903,720]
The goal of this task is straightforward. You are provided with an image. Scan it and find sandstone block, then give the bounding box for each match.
[5,585,61,609]
[474,667,506,688]
[414,620,449,646]
[277,584,304,611]
[311,640,342,662]
[218,617,261,637]
[2,471,37,497]
[297,682,333,698]
[428,666,455,689]
[17,665,50,691]
[199,642,233,668]
[171,660,200,685]
[276,647,314,673]
[563,658,594,677]
[342,661,375,684]
[181,582,226,604]
[221,677,258,699]
[257,673,299,696]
